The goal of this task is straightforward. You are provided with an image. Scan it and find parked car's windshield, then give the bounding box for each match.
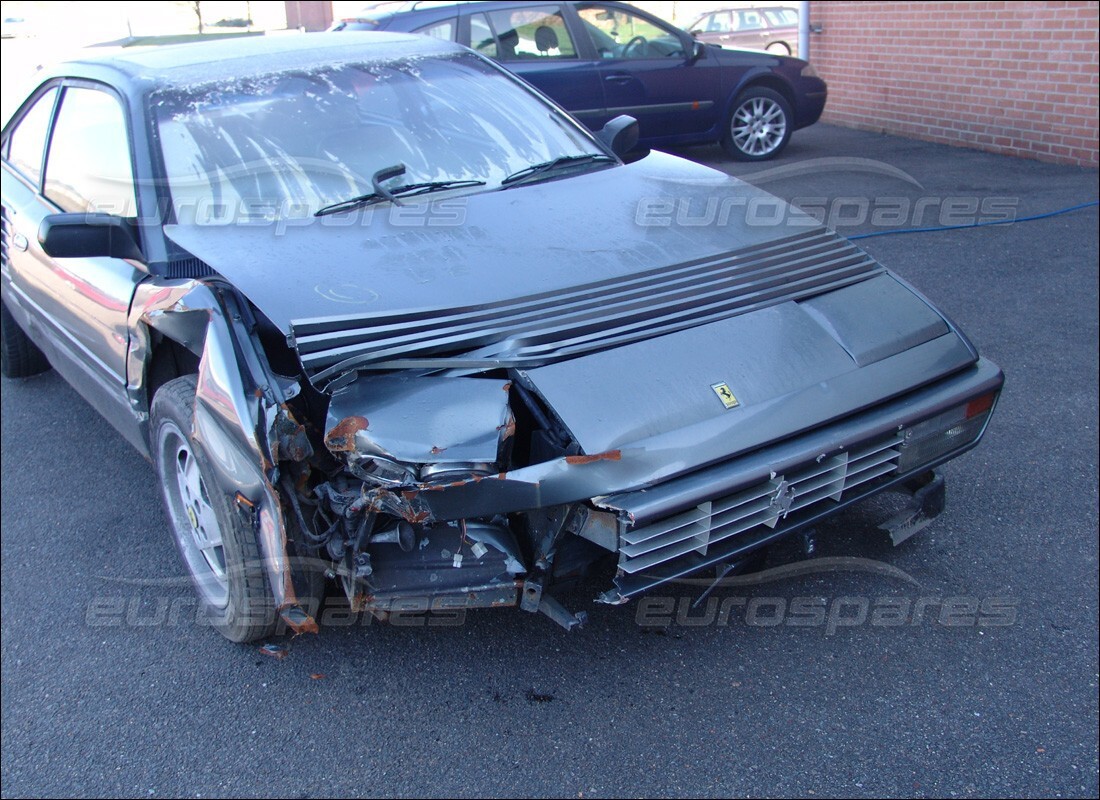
[152,51,599,222]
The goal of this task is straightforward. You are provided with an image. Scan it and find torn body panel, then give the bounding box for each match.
[325,376,513,467]
[128,277,316,629]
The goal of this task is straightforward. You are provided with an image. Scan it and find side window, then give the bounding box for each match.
[6,87,58,187]
[738,10,767,31]
[577,5,686,59]
[704,12,731,33]
[484,6,576,60]
[43,87,136,216]
[469,12,498,57]
[412,18,455,41]
[765,8,799,26]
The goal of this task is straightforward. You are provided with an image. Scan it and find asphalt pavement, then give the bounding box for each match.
[2,123,1098,798]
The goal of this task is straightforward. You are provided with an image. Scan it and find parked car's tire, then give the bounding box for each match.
[766,41,792,56]
[151,375,277,642]
[721,86,793,161]
[0,298,50,378]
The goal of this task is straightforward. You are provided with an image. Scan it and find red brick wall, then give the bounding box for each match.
[807,1,1099,166]
[285,1,333,32]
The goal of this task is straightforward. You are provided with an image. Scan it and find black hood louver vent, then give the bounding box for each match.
[290,229,882,384]
[163,257,216,280]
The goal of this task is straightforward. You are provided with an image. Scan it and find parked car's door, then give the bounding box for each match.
[691,10,736,47]
[571,3,722,138]
[1,82,144,424]
[460,4,608,129]
[733,9,771,50]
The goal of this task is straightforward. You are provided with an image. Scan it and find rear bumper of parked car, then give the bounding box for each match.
[593,357,1003,602]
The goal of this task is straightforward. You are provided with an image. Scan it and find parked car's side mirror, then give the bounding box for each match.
[689,40,706,63]
[596,115,639,157]
[38,213,143,261]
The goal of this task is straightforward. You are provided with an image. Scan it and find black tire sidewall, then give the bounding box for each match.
[150,375,277,642]
[0,298,50,379]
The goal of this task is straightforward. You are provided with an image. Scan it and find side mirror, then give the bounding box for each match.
[689,40,706,63]
[596,114,639,157]
[38,213,143,261]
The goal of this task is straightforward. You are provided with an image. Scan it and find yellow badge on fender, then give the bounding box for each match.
[711,382,739,409]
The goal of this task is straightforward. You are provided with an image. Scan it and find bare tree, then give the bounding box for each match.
[178,1,205,34]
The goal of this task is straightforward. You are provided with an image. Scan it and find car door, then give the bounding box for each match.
[460,4,608,129]
[695,10,735,47]
[1,82,145,428]
[571,3,722,139]
[734,9,770,51]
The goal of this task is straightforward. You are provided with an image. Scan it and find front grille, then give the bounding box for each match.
[291,228,882,382]
[617,432,904,574]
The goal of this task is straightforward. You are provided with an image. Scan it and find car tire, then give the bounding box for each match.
[766,41,792,56]
[0,298,50,378]
[721,86,794,162]
[151,375,277,642]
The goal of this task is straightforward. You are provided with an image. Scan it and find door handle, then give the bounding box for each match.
[604,73,634,83]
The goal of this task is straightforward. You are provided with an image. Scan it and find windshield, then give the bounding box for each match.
[152,51,600,222]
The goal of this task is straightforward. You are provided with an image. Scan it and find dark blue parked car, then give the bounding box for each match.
[331,0,827,160]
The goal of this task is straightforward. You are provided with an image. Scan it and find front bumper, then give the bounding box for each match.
[594,357,1003,602]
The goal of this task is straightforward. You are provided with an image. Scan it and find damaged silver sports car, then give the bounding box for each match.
[0,34,1003,641]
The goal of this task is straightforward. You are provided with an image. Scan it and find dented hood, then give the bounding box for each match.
[166,150,976,476]
[164,151,835,336]
[165,151,966,391]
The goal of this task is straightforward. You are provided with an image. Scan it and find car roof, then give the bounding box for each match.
[349,0,658,22]
[38,32,464,90]
[691,5,797,14]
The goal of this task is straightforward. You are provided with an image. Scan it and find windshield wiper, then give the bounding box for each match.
[501,153,617,187]
[315,165,486,216]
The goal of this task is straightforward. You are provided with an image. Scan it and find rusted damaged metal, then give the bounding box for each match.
[280,604,321,636]
[565,450,622,465]
[258,643,289,660]
[272,405,314,463]
[359,486,434,525]
[324,415,370,453]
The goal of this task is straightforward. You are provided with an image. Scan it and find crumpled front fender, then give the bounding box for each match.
[128,278,316,633]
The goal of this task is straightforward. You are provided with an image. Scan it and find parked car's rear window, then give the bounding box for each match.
[484,5,577,60]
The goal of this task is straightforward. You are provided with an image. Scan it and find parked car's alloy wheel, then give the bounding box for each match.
[0,297,50,378]
[722,87,793,161]
[152,375,277,642]
[766,41,792,56]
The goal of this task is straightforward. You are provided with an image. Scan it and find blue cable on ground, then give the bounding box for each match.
[848,200,1099,240]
